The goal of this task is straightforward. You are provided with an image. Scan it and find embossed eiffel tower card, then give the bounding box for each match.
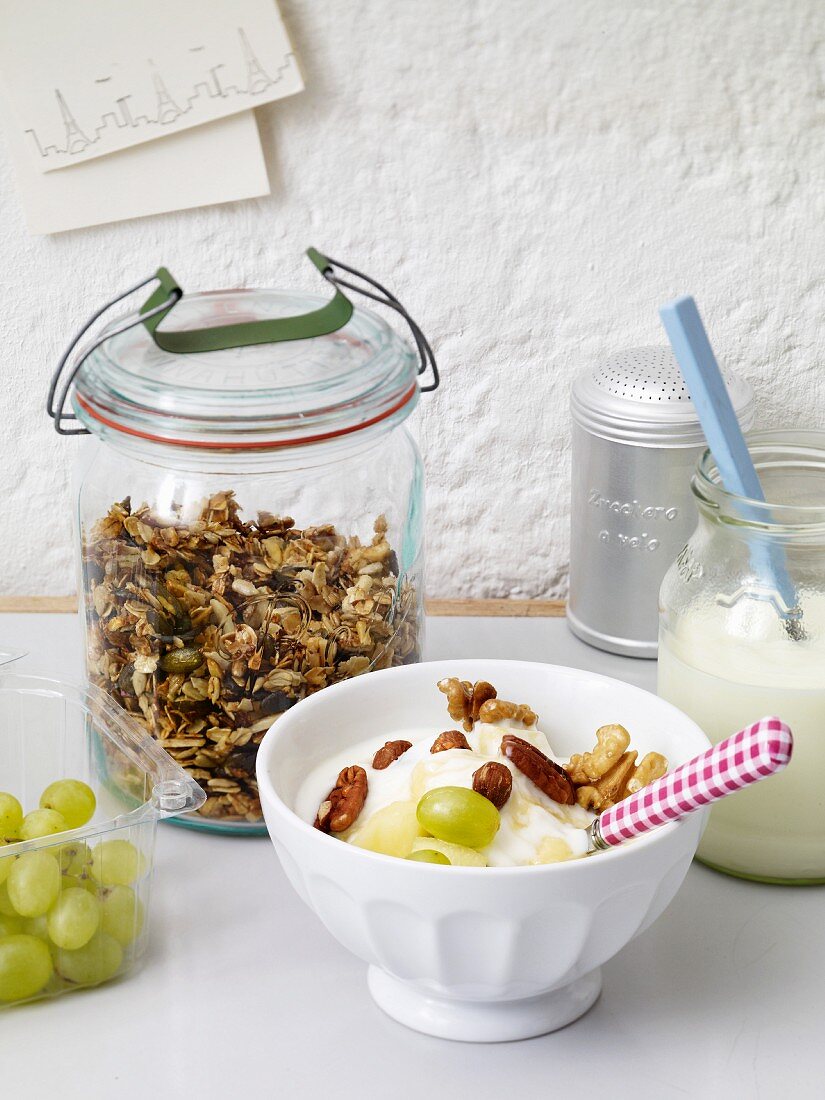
[0,0,303,172]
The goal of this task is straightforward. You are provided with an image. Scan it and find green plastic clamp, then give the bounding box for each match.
[139,248,354,353]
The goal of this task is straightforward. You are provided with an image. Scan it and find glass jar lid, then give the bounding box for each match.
[72,287,419,450]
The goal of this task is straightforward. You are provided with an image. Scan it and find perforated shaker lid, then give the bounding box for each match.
[571,346,755,447]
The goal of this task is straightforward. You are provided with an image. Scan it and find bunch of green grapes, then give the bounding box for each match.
[0,780,147,1004]
[0,779,96,844]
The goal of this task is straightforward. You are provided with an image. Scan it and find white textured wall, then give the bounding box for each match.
[1,0,823,597]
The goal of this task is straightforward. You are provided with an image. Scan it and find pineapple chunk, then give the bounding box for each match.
[410,837,487,867]
[349,801,425,858]
[531,837,574,864]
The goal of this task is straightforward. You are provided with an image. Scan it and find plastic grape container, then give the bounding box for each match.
[0,671,204,1007]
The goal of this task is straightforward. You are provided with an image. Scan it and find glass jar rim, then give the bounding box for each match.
[692,428,825,531]
[71,287,420,451]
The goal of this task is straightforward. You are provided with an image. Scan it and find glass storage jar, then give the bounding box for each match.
[658,430,825,883]
[52,259,434,834]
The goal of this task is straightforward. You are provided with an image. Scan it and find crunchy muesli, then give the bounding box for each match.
[83,492,419,823]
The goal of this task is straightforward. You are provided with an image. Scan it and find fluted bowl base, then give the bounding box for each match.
[367,966,602,1042]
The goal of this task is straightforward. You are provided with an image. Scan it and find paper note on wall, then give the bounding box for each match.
[0,110,270,234]
[0,0,302,172]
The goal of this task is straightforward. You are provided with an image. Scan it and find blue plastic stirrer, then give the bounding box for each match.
[659,295,803,635]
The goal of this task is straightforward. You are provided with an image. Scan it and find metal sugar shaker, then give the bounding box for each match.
[568,347,754,658]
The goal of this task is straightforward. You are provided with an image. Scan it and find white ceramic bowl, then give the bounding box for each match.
[257,660,710,1042]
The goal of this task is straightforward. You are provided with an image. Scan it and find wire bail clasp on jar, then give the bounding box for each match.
[47,248,440,436]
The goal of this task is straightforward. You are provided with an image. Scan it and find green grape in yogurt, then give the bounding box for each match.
[416,787,500,849]
[407,849,450,864]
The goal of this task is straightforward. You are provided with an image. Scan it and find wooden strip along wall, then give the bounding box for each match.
[0,596,566,617]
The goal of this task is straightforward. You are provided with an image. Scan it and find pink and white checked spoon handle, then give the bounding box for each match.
[588,716,793,850]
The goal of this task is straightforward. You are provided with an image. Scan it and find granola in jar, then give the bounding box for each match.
[54,270,431,833]
[83,491,419,826]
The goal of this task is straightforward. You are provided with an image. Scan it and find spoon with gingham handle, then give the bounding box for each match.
[587,717,793,850]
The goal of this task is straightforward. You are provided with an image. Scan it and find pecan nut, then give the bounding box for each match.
[501,734,575,805]
[430,729,472,753]
[472,761,513,808]
[372,739,413,770]
[314,765,368,832]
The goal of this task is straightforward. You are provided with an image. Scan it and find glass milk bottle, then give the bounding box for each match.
[658,430,825,883]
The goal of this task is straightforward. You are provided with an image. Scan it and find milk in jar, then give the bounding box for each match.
[658,430,825,883]
[658,603,825,881]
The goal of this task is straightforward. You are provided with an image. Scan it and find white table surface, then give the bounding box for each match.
[0,613,819,1100]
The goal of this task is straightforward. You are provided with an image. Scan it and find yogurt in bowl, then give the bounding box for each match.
[296,711,598,867]
[257,660,710,1042]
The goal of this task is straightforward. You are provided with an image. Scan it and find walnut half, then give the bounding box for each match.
[478,698,538,727]
[437,678,497,731]
[565,724,630,784]
[568,726,669,810]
